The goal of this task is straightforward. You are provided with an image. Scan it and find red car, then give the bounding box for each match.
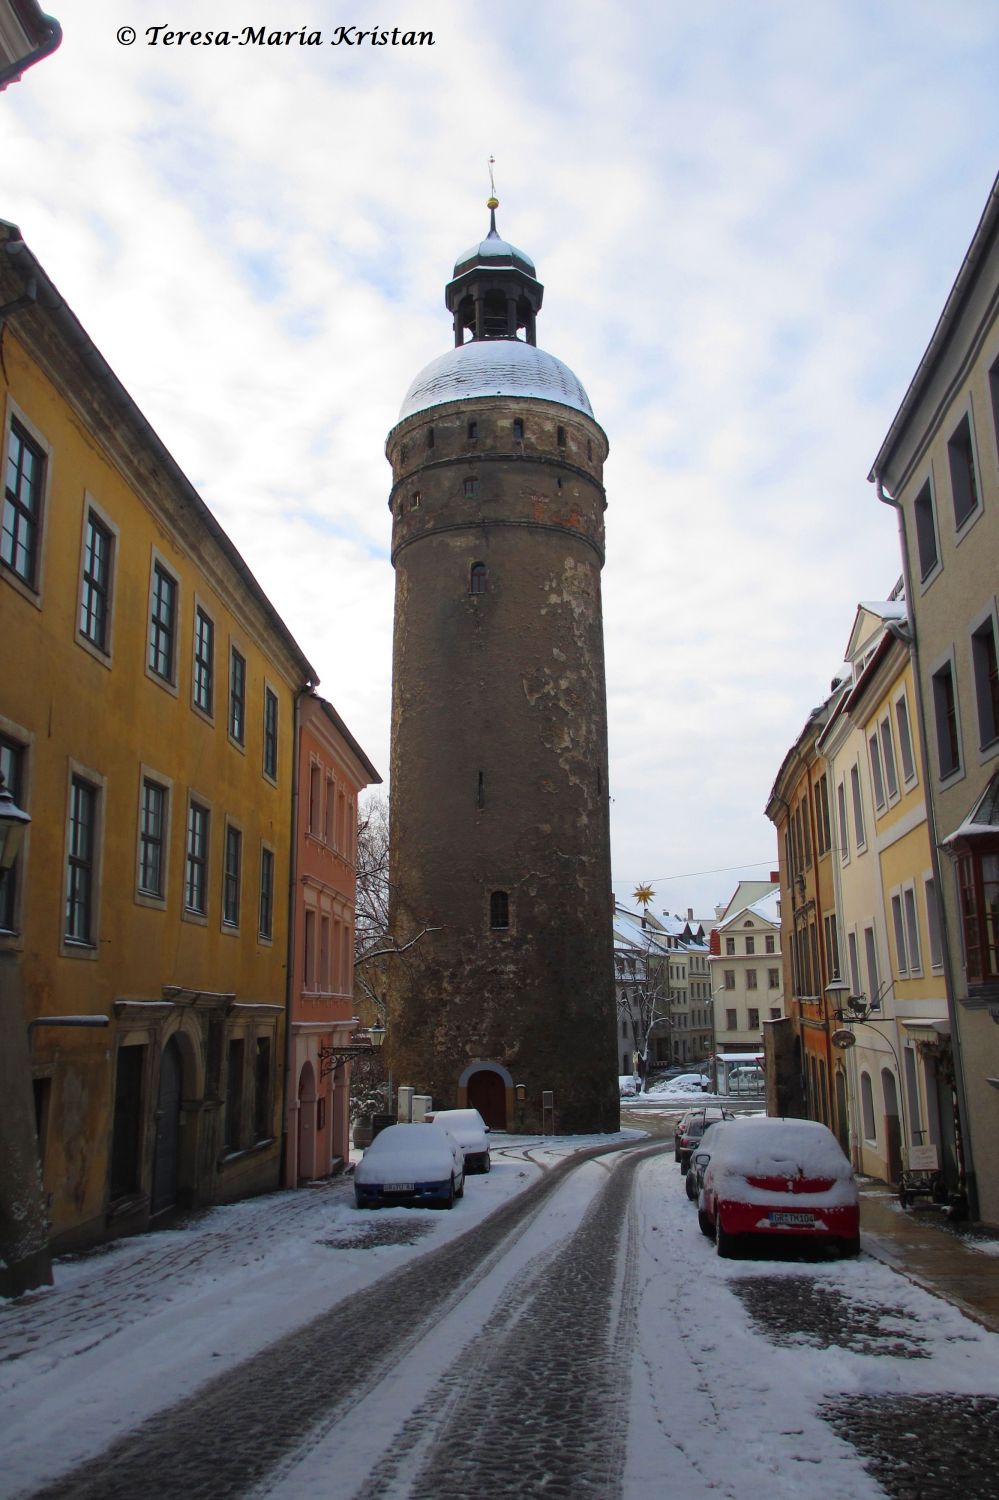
[698,1117,860,1259]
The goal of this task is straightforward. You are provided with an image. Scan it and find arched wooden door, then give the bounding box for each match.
[151,1037,183,1216]
[467,1068,506,1130]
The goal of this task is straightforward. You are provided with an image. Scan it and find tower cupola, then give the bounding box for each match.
[445,198,544,347]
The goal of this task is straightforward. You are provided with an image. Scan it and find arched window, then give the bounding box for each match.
[470,563,487,595]
[490,890,509,929]
[860,1071,876,1140]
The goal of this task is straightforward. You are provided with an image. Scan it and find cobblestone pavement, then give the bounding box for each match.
[20,1137,647,1500]
[730,1276,932,1358]
[822,1396,999,1500]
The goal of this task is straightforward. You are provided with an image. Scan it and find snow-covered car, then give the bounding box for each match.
[424,1108,491,1173]
[676,1106,735,1172]
[658,1073,710,1095]
[354,1123,465,1210]
[618,1074,640,1097]
[698,1117,860,1258]
[684,1120,733,1201]
[726,1066,765,1097]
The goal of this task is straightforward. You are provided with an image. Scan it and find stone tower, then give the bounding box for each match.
[384,201,618,1134]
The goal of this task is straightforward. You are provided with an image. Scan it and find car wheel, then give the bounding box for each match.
[839,1234,861,1258]
[697,1208,715,1239]
[484,1155,491,1173]
[685,1172,698,1202]
[716,1220,739,1258]
[456,1175,465,1199]
[443,1174,455,1210]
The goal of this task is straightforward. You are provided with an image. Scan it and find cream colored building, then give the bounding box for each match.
[869,173,999,1225]
[820,604,957,1190]
[709,881,783,1087]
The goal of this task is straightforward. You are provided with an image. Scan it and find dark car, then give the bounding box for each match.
[676,1107,735,1173]
[684,1120,732,1200]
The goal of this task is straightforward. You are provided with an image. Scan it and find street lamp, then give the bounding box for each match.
[0,773,31,879]
[317,1019,387,1080]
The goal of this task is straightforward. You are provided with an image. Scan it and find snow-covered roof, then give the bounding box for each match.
[453,229,537,278]
[717,886,780,930]
[398,338,594,423]
[940,770,999,845]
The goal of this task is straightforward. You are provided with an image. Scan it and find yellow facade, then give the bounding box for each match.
[1,222,315,1251]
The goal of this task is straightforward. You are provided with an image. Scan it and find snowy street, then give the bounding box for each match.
[4,1129,999,1499]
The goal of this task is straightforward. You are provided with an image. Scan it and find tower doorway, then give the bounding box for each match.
[467,1067,507,1130]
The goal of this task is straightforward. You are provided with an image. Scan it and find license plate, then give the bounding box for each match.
[769,1210,815,1227]
[383,1183,414,1193]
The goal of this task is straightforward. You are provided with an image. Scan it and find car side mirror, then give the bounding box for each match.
[693,1152,710,1167]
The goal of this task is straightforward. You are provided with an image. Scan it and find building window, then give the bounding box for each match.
[869,732,886,811]
[2,419,44,588]
[320,914,330,990]
[824,913,839,978]
[895,694,916,784]
[79,509,113,652]
[880,717,899,801]
[467,420,478,441]
[263,688,279,780]
[725,937,735,955]
[323,775,335,843]
[860,1071,876,1140]
[258,846,274,940]
[864,925,880,1001]
[850,764,866,847]
[948,413,980,530]
[903,886,922,974]
[726,1009,737,1030]
[470,562,488,595]
[848,930,861,996]
[769,1006,781,1019]
[971,615,999,750]
[138,778,167,898]
[956,847,999,984]
[410,490,421,510]
[723,970,735,990]
[765,934,775,954]
[225,1038,244,1152]
[913,479,939,581]
[768,968,780,989]
[748,1008,759,1030]
[185,801,210,915]
[65,776,97,944]
[223,824,242,928]
[463,477,479,498]
[925,876,943,970]
[229,647,246,745]
[193,606,214,715]
[254,1037,271,1142]
[309,764,321,833]
[303,907,316,987]
[837,781,849,862]
[426,427,434,450]
[557,425,566,448]
[513,418,524,441]
[0,736,25,932]
[490,890,510,929]
[746,968,758,989]
[891,891,908,974]
[148,562,177,683]
[931,661,961,779]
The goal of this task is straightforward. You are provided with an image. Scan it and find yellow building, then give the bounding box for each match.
[1,219,317,1255]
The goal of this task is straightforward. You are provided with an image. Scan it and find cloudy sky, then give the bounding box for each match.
[5,1,998,917]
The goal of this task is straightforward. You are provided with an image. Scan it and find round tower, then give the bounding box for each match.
[385,202,618,1134]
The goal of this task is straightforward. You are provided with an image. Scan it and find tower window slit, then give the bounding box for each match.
[467,420,478,441]
[477,771,484,809]
[513,418,524,442]
[490,890,510,930]
[470,563,488,595]
[426,427,435,450]
[557,425,566,448]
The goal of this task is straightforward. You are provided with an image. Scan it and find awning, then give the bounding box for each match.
[900,1018,951,1043]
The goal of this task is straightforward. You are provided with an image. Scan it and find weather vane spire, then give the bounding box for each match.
[487,154,498,210]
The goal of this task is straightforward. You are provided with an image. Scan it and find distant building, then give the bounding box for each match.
[709,880,783,1088]
[869,171,999,1224]
[286,695,380,1186]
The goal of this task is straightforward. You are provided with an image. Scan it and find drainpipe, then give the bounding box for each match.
[876,477,977,1217]
[280,685,308,1188]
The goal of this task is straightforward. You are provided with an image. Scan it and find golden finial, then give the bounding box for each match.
[487,155,498,211]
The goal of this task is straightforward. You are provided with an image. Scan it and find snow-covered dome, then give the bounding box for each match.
[453,229,537,280]
[398,339,593,423]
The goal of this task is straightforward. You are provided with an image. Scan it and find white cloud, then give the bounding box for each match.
[4,0,997,914]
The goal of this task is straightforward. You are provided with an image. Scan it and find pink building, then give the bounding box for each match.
[285,694,380,1185]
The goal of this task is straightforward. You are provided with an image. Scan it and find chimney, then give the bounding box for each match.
[687,907,693,920]
[770,871,779,884]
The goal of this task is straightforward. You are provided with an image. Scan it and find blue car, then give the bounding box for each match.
[354,1123,465,1210]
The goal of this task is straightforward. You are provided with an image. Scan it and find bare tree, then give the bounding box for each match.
[615,926,672,1085]
[353,791,441,1023]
